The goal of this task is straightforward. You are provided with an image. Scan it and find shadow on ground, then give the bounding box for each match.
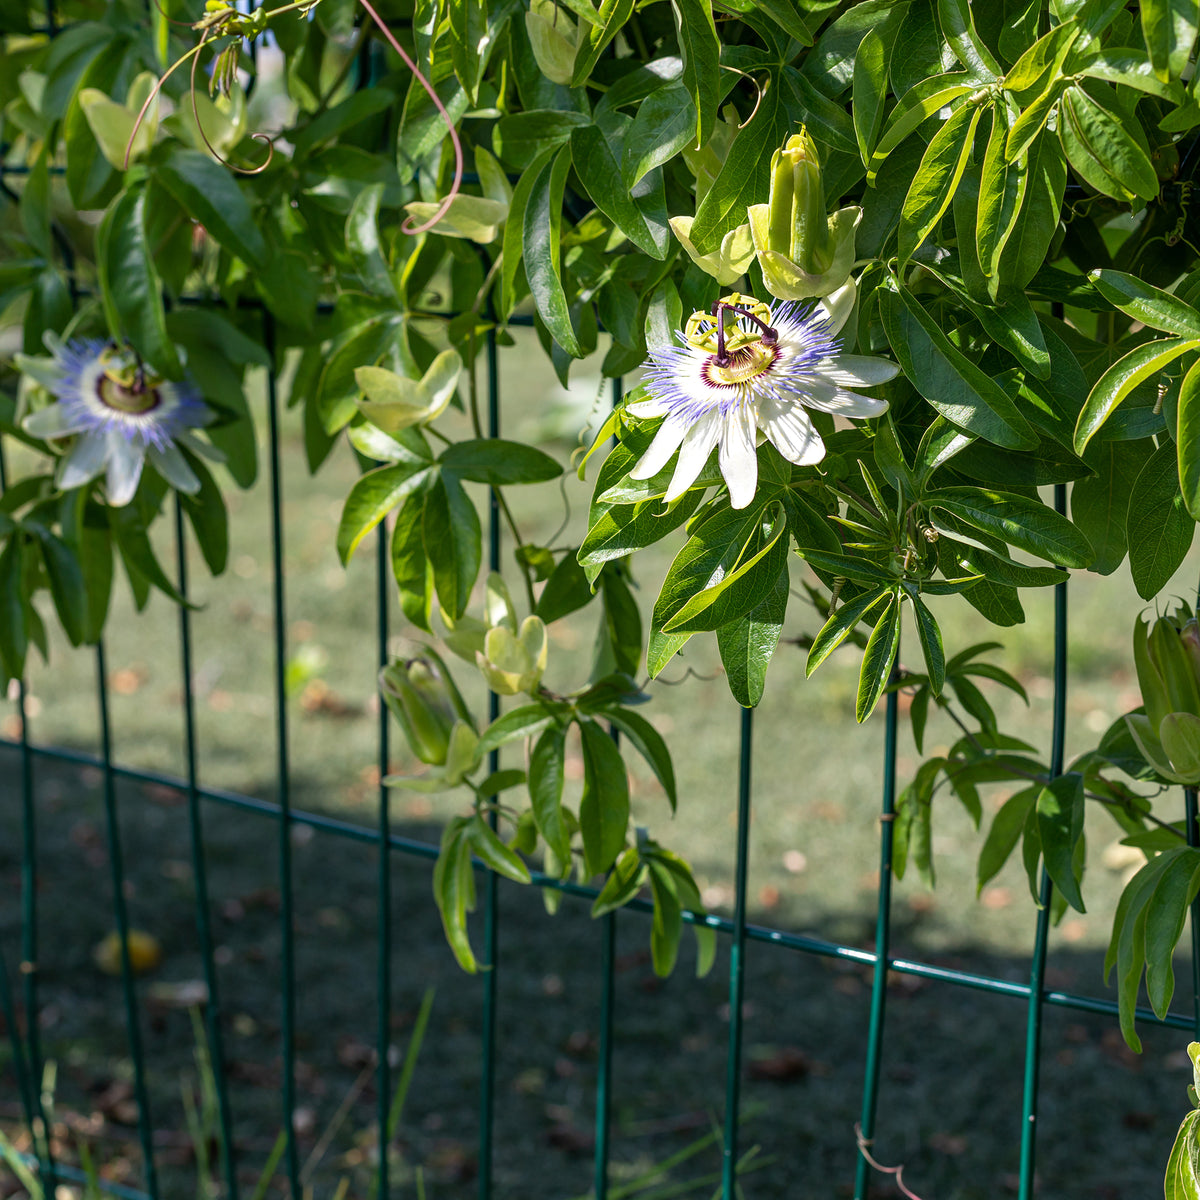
[0,747,1192,1200]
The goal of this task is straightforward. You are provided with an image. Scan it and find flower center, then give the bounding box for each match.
[703,341,778,388]
[97,373,161,415]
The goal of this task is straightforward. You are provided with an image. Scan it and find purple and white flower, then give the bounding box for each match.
[21,339,215,506]
[627,284,900,509]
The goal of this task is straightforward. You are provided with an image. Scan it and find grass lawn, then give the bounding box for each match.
[2,330,1198,1199]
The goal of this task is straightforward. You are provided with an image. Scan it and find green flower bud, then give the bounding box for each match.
[1126,608,1200,783]
[380,650,474,766]
[476,616,549,696]
[767,131,832,273]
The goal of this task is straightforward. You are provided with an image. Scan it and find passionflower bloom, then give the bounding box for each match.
[21,340,213,506]
[627,286,899,509]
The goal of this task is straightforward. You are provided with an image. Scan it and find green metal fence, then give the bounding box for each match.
[4,14,1200,1200]
[5,339,1200,1199]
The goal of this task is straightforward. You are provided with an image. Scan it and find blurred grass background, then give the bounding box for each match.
[1,329,1197,1199]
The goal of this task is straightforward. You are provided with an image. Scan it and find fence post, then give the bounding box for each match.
[853,661,900,1200]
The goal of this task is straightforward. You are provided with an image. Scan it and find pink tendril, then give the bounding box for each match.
[855,1124,927,1200]
[355,0,463,236]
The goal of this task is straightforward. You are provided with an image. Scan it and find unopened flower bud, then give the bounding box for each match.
[1126,609,1200,784]
[767,131,832,275]
[476,616,549,696]
[380,651,473,765]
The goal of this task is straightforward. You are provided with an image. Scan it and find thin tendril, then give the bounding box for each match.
[124,40,207,169]
[854,1124,926,1200]
[189,32,275,175]
[150,0,197,30]
[355,0,463,235]
[719,64,766,129]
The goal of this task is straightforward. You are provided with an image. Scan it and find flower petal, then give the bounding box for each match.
[802,381,888,417]
[817,354,901,388]
[176,432,226,463]
[758,397,825,466]
[23,402,93,439]
[665,408,722,501]
[719,402,758,509]
[626,396,672,418]
[57,433,109,490]
[630,417,689,480]
[105,432,145,506]
[148,444,201,494]
[816,280,856,336]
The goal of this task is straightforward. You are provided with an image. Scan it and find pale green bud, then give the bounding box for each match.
[1126,609,1200,783]
[525,0,577,86]
[476,616,549,696]
[767,131,832,274]
[380,651,474,766]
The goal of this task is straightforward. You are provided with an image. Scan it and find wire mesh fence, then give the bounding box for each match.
[3,330,1200,1200]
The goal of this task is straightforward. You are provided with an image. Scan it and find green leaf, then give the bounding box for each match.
[448,0,489,102]
[977,106,1028,279]
[852,27,888,166]
[1069,440,1153,575]
[807,588,890,676]
[977,787,1038,892]
[647,859,683,976]
[392,496,433,632]
[879,288,1037,449]
[591,847,647,917]
[156,145,265,267]
[898,99,983,266]
[689,80,782,255]
[346,182,399,300]
[523,145,581,356]
[337,462,430,565]
[1089,270,1200,338]
[1142,0,1198,83]
[1145,849,1200,1017]
[570,124,668,258]
[571,0,635,85]
[95,187,181,379]
[605,708,678,811]
[623,84,697,187]
[469,814,532,884]
[35,528,87,646]
[439,439,563,485]
[906,589,945,694]
[433,819,478,972]
[1074,337,1200,454]
[535,551,595,624]
[997,131,1067,293]
[78,511,113,644]
[423,472,481,620]
[110,506,189,606]
[930,486,1092,567]
[1036,773,1086,913]
[937,0,1001,79]
[578,717,630,877]
[1179,359,1200,521]
[753,0,812,46]
[477,704,560,758]
[0,540,27,680]
[1129,440,1195,599]
[856,592,901,723]
[716,561,789,708]
[1164,1110,1200,1200]
[867,74,979,183]
[494,110,591,170]
[663,503,789,633]
[1058,84,1159,204]
[672,0,720,149]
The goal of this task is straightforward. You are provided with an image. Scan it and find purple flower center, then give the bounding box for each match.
[97,373,162,416]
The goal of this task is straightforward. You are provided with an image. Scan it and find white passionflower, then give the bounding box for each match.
[21,340,215,506]
[627,285,900,509]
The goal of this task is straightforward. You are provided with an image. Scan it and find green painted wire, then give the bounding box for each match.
[721,705,754,1198]
[95,638,160,1197]
[594,375,624,1200]
[0,441,56,1190]
[376,519,393,1199]
[173,500,240,1199]
[264,313,302,1196]
[853,664,900,1200]
[1017,482,1069,1199]
[478,325,502,1199]
[0,943,36,1137]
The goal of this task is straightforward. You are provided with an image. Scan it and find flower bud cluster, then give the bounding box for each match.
[1126,607,1200,784]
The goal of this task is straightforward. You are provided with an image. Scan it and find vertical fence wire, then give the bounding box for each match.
[721,705,754,1197]
[478,327,502,1198]
[376,518,393,1198]
[264,314,301,1195]
[1188,792,1200,1039]
[0,442,56,1187]
[95,638,160,1197]
[593,374,624,1200]
[853,660,901,1200]
[174,500,240,1199]
[0,941,35,1139]
[1017,482,1069,1199]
